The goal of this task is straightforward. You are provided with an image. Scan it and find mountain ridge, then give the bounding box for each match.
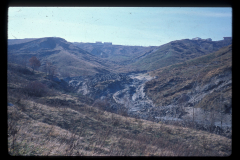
[8,37,123,77]
[129,38,232,71]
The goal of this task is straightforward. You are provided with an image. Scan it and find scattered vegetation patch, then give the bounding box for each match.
[22,81,49,97]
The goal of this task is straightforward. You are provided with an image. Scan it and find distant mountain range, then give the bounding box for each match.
[8,37,232,77]
[72,42,156,63]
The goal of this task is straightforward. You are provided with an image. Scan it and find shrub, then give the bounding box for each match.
[92,99,110,111]
[23,81,49,97]
[17,67,33,75]
[29,56,41,73]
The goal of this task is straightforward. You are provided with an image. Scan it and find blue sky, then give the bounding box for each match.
[8,7,232,46]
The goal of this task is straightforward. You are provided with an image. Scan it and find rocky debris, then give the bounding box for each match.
[64,72,155,114]
[87,73,131,86]
[65,70,231,137]
[64,73,134,99]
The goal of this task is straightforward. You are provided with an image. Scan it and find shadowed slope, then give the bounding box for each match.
[130,39,232,71]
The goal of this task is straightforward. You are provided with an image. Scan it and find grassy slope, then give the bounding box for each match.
[8,38,121,77]
[145,44,232,110]
[7,63,231,156]
[130,39,232,71]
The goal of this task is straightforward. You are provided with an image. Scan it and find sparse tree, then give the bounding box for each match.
[43,61,57,78]
[43,61,51,75]
[43,61,49,75]
[49,65,57,78]
[29,56,41,73]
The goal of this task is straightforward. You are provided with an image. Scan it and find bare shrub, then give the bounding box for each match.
[119,105,128,117]
[29,56,41,73]
[200,135,208,149]
[137,119,143,129]
[124,120,131,129]
[15,91,22,105]
[17,67,33,75]
[22,81,49,97]
[111,114,120,126]
[145,125,153,133]
[136,133,148,144]
[92,99,110,111]
[166,128,172,134]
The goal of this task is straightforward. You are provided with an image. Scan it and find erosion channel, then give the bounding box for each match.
[64,71,231,138]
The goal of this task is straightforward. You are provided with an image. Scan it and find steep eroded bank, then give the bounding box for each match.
[64,69,231,138]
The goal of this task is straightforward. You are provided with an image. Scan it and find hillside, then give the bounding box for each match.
[8,37,124,77]
[7,62,231,156]
[72,42,157,64]
[8,37,232,77]
[143,44,232,134]
[130,38,232,71]
[146,44,232,108]
[60,44,232,138]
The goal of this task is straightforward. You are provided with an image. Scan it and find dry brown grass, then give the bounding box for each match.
[7,62,231,156]
[8,93,231,156]
[146,45,232,109]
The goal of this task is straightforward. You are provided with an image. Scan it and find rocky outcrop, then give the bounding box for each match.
[65,68,231,137]
[64,72,155,115]
[64,73,132,98]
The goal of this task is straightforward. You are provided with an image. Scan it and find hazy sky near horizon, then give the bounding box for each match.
[8,7,232,46]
